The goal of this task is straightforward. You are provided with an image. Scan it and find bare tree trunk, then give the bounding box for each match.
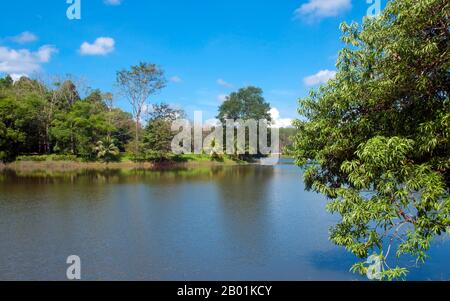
[71,123,75,154]
[44,125,50,154]
[135,117,139,159]
[38,129,42,154]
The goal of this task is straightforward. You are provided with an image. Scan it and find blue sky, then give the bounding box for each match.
[0,0,384,124]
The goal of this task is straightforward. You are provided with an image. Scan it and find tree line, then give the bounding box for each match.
[0,65,295,163]
[0,75,133,162]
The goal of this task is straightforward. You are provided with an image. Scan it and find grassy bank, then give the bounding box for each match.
[0,154,245,172]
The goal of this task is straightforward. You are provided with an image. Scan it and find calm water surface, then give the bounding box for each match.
[0,162,449,280]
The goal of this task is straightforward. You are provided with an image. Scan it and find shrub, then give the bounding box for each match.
[16,154,79,162]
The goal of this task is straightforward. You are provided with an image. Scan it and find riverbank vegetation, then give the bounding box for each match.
[0,70,295,166]
[293,0,449,280]
[0,154,243,173]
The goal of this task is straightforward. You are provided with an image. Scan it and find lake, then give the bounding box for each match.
[0,162,449,280]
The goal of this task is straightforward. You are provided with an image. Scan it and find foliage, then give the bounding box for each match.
[293,0,449,280]
[147,102,185,122]
[94,137,120,163]
[16,154,79,162]
[1,73,264,164]
[279,127,297,155]
[0,94,26,162]
[0,75,13,89]
[50,98,114,160]
[180,153,213,162]
[217,86,271,122]
[217,86,272,158]
[141,103,186,161]
[143,119,173,154]
[108,109,134,152]
[116,62,167,157]
[142,150,177,162]
[208,138,223,162]
[0,74,134,162]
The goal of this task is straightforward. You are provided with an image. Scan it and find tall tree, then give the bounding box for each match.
[293,0,449,280]
[217,86,272,157]
[217,86,271,122]
[116,63,166,157]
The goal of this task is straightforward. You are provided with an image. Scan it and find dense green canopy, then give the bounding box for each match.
[294,0,449,280]
[217,86,271,122]
[0,76,134,162]
[142,103,186,161]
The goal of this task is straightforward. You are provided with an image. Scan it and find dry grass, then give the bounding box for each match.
[0,161,156,172]
[0,159,242,172]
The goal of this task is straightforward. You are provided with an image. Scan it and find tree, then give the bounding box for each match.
[217,86,272,158]
[84,89,103,104]
[142,103,186,160]
[0,95,26,162]
[0,78,49,160]
[293,0,449,280]
[0,75,134,162]
[94,136,120,163]
[217,86,271,122]
[146,102,185,122]
[55,80,81,109]
[279,127,297,155]
[116,63,166,157]
[109,109,134,152]
[27,75,68,154]
[51,97,114,159]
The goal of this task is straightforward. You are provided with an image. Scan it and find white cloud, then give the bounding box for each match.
[9,31,38,44]
[170,76,182,83]
[304,69,336,86]
[295,0,351,20]
[80,37,115,56]
[217,78,233,88]
[270,108,293,128]
[104,0,122,5]
[217,94,228,103]
[10,73,28,82]
[0,45,57,75]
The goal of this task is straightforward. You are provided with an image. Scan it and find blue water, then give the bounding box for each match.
[0,163,448,280]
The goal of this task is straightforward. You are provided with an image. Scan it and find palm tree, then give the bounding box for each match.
[94,137,120,163]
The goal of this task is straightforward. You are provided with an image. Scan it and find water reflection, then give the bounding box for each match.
[0,165,449,280]
[213,167,274,268]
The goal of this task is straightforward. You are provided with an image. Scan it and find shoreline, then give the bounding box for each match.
[0,159,245,173]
